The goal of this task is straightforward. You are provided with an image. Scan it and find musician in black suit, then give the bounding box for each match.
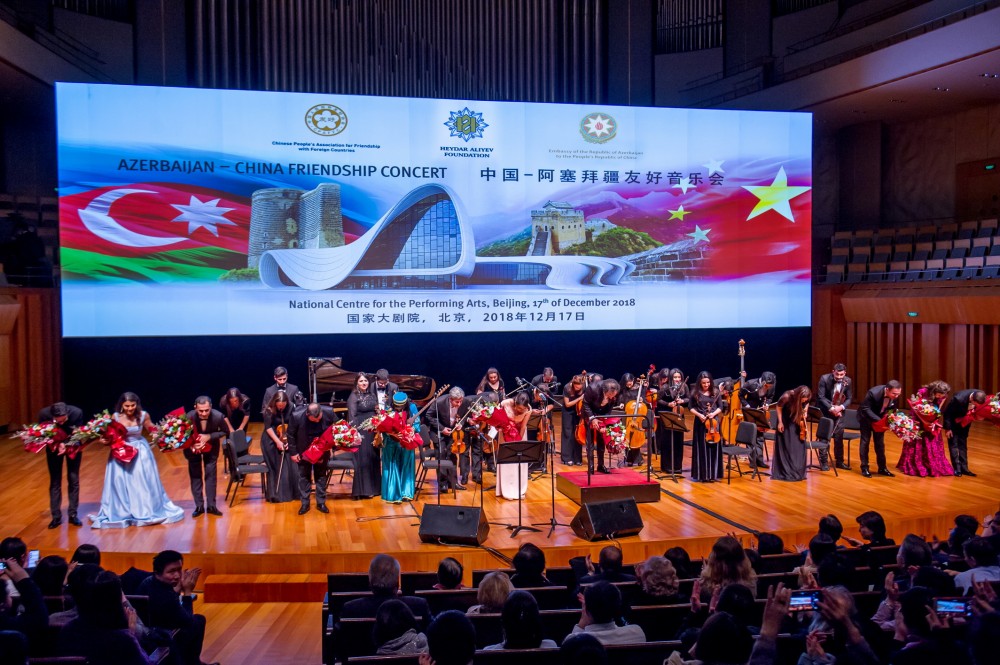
[36,402,85,528]
[581,378,621,474]
[424,387,471,490]
[857,380,902,478]
[184,396,228,517]
[738,371,776,469]
[369,368,399,411]
[943,388,987,477]
[260,365,304,415]
[288,402,340,514]
[816,363,853,471]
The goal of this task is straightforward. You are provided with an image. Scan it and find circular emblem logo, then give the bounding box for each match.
[305,104,348,136]
[444,107,489,142]
[580,112,617,144]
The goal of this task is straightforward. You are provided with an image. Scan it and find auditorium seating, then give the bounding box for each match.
[821,217,1000,283]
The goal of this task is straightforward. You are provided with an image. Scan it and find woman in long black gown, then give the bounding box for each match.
[348,373,381,499]
[772,385,810,481]
[262,390,300,502]
[690,371,724,482]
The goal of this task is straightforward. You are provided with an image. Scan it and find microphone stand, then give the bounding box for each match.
[529,386,572,537]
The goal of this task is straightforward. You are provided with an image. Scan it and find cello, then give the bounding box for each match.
[720,339,746,444]
[575,371,590,446]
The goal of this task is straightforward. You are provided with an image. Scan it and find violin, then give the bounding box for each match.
[450,427,466,455]
[705,415,722,443]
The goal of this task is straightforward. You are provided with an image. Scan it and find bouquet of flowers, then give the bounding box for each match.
[907,393,941,433]
[303,421,363,463]
[152,408,197,452]
[11,421,67,454]
[988,394,1000,416]
[469,402,520,441]
[601,419,627,455]
[886,410,920,444]
[64,410,117,459]
[361,409,422,450]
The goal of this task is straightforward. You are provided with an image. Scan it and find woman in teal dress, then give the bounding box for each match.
[381,392,418,503]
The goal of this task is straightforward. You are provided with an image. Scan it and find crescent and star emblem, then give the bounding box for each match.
[78,188,236,247]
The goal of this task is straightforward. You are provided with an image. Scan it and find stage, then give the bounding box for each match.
[4,417,998,583]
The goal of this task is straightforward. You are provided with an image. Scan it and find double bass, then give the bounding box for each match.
[720,339,746,444]
[625,366,653,449]
[575,371,590,446]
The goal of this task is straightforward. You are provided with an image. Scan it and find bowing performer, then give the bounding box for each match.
[738,371,776,469]
[857,380,902,478]
[36,401,85,528]
[184,396,227,517]
[288,403,340,514]
[424,387,471,491]
[581,378,621,474]
[560,375,585,467]
[816,363,852,471]
[943,388,988,477]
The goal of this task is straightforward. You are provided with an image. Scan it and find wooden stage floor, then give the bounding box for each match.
[4,418,999,577]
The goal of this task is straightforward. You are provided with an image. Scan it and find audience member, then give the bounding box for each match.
[700,536,756,599]
[0,630,28,665]
[579,545,636,585]
[664,546,697,580]
[510,543,552,587]
[634,556,686,605]
[560,632,607,665]
[49,563,102,629]
[747,584,791,664]
[891,586,955,664]
[968,611,1000,665]
[816,552,855,589]
[755,532,785,556]
[373,599,427,656]
[467,571,512,614]
[818,513,845,544]
[684,610,753,665]
[341,554,431,627]
[894,534,935,593]
[0,538,29,601]
[137,550,216,665]
[804,585,879,665]
[434,557,464,590]
[70,544,102,566]
[422,610,476,665]
[954,514,980,536]
[483,590,557,650]
[844,510,895,548]
[56,570,150,665]
[30,555,68,596]
[954,536,1000,594]
[0,553,47,651]
[568,581,645,645]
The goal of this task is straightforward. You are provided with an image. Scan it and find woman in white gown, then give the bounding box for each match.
[89,392,184,528]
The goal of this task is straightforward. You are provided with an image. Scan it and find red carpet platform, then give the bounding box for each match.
[556,468,662,504]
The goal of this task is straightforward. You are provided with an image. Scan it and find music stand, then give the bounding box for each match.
[495,441,545,536]
[656,411,689,483]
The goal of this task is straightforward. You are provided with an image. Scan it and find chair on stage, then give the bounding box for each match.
[327,450,356,485]
[223,439,269,506]
[840,408,863,468]
[806,417,838,476]
[722,421,762,484]
[415,445,456,499]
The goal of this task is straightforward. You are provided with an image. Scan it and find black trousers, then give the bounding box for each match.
[827,414,847,463]
[184,447,220,510]
[858,419,887,470]
[46,447,81,520]
[948,425,972,473]
[586,424,607,471]
[298,456,330,506]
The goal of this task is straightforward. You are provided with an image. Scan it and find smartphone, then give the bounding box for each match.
[933,597,972,617]
[0,561,6,571]
[27,550,40,569]
[789,589,822,612]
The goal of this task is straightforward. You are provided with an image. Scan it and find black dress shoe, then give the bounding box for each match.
[596,466,612,474]
[754,461,770,469]
[860,467,872,478]
[48,518,62,529]
[298,504,310,515]
[954,470,963,477]
[877,468,895,477]
[192,507,205,517]
[68,516,83,527]
[963,469,977,477]
[206,506,223,516]
[316,504,329,514]
[820,463,831,471]
[836,462,852,471]
[454,484,467,491]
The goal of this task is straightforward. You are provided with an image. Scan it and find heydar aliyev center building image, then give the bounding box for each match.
[254,183,633,291]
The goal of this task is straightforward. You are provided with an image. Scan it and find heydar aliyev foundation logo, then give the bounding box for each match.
[305,104,348,136]
[444,107,489,142]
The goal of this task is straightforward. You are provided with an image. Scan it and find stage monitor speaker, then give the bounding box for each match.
[419,505,489,546]
[571,498,643,541]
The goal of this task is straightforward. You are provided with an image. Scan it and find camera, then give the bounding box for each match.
[933,597,972,617]
[788,589,823,612]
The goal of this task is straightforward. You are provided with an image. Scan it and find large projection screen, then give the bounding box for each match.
[56,84,812,337]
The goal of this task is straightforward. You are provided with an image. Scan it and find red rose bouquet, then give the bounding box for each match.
[303,421,363,463]
[887,411,920,444]
[152,408,197,452]
[11,421,67,454]
[601,418,627,455]
[907,393,941,434]
[361,409,422,450]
